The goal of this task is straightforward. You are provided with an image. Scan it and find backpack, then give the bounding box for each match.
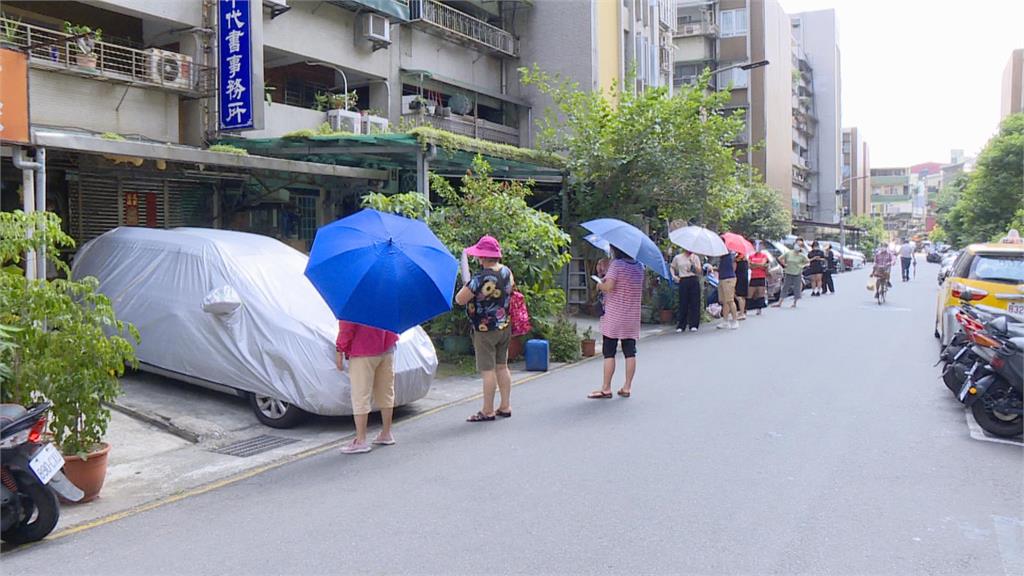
[509,289,531,337]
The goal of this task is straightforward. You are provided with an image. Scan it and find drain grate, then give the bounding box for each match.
[211,435,299,458]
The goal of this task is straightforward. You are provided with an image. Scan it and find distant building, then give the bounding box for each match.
[841,127,870,216]
[1001,48,1023,119]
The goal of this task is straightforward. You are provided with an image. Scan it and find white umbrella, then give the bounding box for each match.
[669,226,728,257]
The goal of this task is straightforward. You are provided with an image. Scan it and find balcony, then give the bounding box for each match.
[401,112,519,146]
[408,0,518,57]
[0,17,212,96]
[675,20,717,37]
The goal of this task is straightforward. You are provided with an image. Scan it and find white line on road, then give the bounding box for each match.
[857,305,913,312]
[964,411,1024,447]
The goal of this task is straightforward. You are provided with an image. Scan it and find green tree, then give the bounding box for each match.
[946,113,1024,245]
[847,214,887,256]
[520,66,753,229]
[723,180,792,241]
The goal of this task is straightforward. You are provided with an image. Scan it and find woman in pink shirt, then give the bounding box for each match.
[336,320,399,454]
[589,246,644,399]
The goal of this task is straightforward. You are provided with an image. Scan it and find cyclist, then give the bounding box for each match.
[872,244,894,301]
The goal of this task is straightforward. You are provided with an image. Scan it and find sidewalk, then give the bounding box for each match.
[52,318,672,536]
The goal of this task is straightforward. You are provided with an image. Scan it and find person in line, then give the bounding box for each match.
[747,245,770,315]
[589,246,644,399]
[899,239,916,282]
[734,250,750,320]
[773,238,809,309]
[717,249,740,329]
[823,244,837,294]
[455,235,514,422]
[671,247,702,333]
[337,321,399,454]
[806,241,825,297]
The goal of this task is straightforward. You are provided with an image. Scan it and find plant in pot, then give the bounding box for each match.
[580,325,596,357]
[2,16,23,48]
[1,210,138,503]
[63,21,102,68]
[657,278,676,324]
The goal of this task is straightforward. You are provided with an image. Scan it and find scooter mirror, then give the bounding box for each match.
[987,316,1008,335]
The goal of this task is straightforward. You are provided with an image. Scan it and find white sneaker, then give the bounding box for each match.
[675,328,683,333]
[690,327,698,332]
[729,321,740,330]
[716,323,728,330]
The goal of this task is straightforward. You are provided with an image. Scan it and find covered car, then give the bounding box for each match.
[71,227,437,428]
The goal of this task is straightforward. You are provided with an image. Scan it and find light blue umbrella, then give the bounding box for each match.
[581,218,670,279]
[583,233,611,253]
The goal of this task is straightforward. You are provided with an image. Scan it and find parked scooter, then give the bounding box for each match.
[953,292,1024,438]
[1,402,84,544]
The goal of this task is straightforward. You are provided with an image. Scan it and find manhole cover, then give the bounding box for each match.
[211,435,299,458]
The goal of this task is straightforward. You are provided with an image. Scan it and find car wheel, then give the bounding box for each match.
[248,393,307,428]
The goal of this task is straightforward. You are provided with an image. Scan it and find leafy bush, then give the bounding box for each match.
[532,316,580,363]
[0,211,138,457]
[208,144,249,156]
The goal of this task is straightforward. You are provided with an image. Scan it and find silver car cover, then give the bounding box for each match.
[72,227,436,416]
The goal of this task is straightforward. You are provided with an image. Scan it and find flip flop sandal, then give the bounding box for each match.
[617,389,631,398]
[466,411,496,422]
[587,390,613,399]
[496,410,512,418]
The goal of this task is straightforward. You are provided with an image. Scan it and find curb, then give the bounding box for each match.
[106,401,201,444]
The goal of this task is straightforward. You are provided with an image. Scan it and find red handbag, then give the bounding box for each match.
[509,290,532,337]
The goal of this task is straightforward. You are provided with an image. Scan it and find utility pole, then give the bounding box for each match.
[836,174,871,270]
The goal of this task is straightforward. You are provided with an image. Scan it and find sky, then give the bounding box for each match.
[778,0,1024,167]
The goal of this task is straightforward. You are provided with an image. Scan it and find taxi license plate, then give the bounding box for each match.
[1009,302,1024,315]
[29,443,65,485]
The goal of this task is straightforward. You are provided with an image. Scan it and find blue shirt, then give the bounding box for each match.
[718,253,736,280]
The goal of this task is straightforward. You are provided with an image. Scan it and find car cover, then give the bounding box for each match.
[72,227,436,416]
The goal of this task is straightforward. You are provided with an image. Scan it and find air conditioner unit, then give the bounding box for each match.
[362,13,391,46]
[327,109,362,134]
[144,48,193,90]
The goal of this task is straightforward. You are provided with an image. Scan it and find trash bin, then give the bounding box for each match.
[525,339,549,372]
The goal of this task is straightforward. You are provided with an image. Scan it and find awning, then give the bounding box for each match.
[327,0,409,22]
[31,129,388,181]
[220,128,565,182]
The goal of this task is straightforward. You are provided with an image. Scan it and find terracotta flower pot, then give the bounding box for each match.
[61,442,111,503]
[74,54,97,68]
[507,335,524,361]
[659,309,675,324]
[581,339,596,357]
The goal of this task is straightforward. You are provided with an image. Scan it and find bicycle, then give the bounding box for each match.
[874,270,889,304]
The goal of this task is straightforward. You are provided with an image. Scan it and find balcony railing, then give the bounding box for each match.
[408,0,518,57]
[675,20,717,37]
[401,112,519,146]
[0,18,213,96]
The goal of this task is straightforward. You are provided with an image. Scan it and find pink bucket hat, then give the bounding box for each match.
[465,235,502,259]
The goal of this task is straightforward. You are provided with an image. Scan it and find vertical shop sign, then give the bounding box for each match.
[218,0,254,130]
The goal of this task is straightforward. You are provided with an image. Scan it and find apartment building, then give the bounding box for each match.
[870,166,926,239]
[790,9,840,224]
[841,127,870,217]
[1001,48,1023,120]
[0,0,568,252]
[672,1,841,223]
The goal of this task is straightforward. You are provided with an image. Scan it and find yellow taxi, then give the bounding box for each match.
[936,243,1024,345]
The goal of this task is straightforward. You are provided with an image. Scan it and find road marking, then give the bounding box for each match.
[994,515,1024,576]
[964,411,1024,447]
[857,305,913,312]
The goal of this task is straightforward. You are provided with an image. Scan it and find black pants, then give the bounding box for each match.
[823,270,835,293]
[677,276,701,330]
[901,257,912,281]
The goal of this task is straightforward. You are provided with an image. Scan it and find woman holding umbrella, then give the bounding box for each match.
[589,245,645,399]
[455,236,515,422]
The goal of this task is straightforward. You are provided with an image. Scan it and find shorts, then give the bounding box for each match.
[783,273,803,299]
[348,353,395,415]
[472,327,511,372]
[718,277,737,302]
[602,337,637,359]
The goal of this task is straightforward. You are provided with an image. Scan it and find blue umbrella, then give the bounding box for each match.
[583,233,611,253]
[581,218,670,279]
[305,209,458,334]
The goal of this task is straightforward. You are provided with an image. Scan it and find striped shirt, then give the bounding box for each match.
[600,258,644,340]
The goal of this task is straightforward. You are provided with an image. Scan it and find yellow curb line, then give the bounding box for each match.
[14,326,672,550]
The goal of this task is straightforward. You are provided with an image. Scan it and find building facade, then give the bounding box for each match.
[870,166,928,240]
[1001,48,1023,120]
[841,127,870,217]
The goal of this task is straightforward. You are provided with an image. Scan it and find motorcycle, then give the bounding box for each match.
[1,402,84,544]
[952,295,1024,438]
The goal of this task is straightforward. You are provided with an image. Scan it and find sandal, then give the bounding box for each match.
[617,389,631,398]
[587,390,613,399]
[496,409,512,418]
[466,411,496,422]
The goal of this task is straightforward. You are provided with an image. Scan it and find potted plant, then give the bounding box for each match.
[1,16,23,48]
[657,279,676,324]
[580,326,596,357]
[313,91,330,112]
[63,21,102,68]
[1,211,138,503]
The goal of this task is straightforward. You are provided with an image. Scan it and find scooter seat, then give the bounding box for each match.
[0,403,27,430]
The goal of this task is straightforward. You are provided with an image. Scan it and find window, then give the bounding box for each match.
[720,9,748,38]
[970,255,1024,284]
[718,66,748,88]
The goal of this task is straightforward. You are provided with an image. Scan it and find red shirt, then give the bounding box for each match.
[749,252,769,280]
[335,321,399,358]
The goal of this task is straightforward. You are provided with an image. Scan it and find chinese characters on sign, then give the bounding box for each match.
[0,48,30,145]
[218,0,253,130]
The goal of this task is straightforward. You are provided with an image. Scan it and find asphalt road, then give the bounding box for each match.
[4,264,1022,576]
